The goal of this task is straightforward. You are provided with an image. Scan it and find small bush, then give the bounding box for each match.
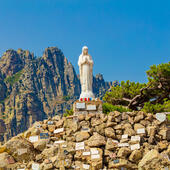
[102,103,131,114]
[5,70,23,86]
[63,96,70,101]
[167,114,170,121]
[142,99,170,113]
[63,109,73,117]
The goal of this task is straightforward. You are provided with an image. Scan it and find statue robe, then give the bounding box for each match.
[78,54,94,98]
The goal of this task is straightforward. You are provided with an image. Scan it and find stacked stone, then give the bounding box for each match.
[0,111,169,170]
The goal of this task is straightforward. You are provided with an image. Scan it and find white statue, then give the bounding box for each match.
[78,46,95,99]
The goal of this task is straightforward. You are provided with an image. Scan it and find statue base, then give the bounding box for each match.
[80,91,95,99]
[73,99,103,115]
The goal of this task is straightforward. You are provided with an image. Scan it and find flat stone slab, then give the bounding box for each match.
[137,128,145,134]
[130,143,140,150]
[32,163,40,170]
[29,136,39,143]
[17,148,28,155]
[118,143,129,147]
[83,152,91,156]
[122,134,128,139]
[87,105,97,111]
[156,113,166,122]
[91,148,99,155]
[131,136,140,141]
[76,102,86,109]
[75,142,85,150]
[83,164,90,169]
[54,128,64,134]
[91,154,100,159]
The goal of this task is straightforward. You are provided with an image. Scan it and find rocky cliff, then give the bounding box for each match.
[0,47,112,142]
[0,111,169,169]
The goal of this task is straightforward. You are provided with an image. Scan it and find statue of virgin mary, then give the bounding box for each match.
[78,46,95,99]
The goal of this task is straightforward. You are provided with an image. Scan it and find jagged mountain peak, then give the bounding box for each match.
[0,49,35,78]
[43,47,64,60]
[0,49,23,77]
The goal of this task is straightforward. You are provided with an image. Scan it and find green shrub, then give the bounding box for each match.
[142,99,170,113]
[0,100,4,104]
[63,109,73,117]
[5,70,23,86]
[167,114,170,121]
[102,103,131,114]
[63,96,70,101]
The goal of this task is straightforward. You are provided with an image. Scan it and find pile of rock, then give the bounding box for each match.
[0,111,169,170]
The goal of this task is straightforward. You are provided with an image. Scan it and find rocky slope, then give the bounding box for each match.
[0,111,169,169]
[0,47,112,142]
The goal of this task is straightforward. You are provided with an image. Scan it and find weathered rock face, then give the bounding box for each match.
[93,74,112,99]
[0,71,7,102]
[0,111,169,169]
[0,49,24,77]
[0,47,112,142]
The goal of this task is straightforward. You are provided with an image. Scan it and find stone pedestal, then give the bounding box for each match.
[73,99,103,115]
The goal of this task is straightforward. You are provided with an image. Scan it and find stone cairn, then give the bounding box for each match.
[0,111,169,170]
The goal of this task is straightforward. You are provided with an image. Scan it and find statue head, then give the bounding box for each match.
[82,46,88,55]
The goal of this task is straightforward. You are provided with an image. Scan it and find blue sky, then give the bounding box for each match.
[0,0,169,82]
